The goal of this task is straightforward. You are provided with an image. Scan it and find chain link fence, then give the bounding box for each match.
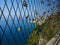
[0,0,59,45]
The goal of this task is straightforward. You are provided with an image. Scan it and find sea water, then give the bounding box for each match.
[0,16,35,45]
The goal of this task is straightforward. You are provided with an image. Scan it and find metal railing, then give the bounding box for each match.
[53,33,60,45]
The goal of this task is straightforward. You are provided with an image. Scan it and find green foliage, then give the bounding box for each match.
[28,33,40,45]
[28,12,60,45]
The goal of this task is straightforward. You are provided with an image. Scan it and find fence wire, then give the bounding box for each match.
[0,0,59,45]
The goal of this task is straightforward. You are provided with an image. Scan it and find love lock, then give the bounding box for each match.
[41,0,44,4]
[22,1,27,7]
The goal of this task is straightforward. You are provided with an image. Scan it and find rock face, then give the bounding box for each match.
[28,12,60,45]
[38,38,47,45]
[38,12,60,45]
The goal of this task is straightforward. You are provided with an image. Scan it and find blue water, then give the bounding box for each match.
[0,16,35,45]
[0,0,59,45]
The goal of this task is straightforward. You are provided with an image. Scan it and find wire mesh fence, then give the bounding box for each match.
[0,0,39,45]
[0,0,59,45]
